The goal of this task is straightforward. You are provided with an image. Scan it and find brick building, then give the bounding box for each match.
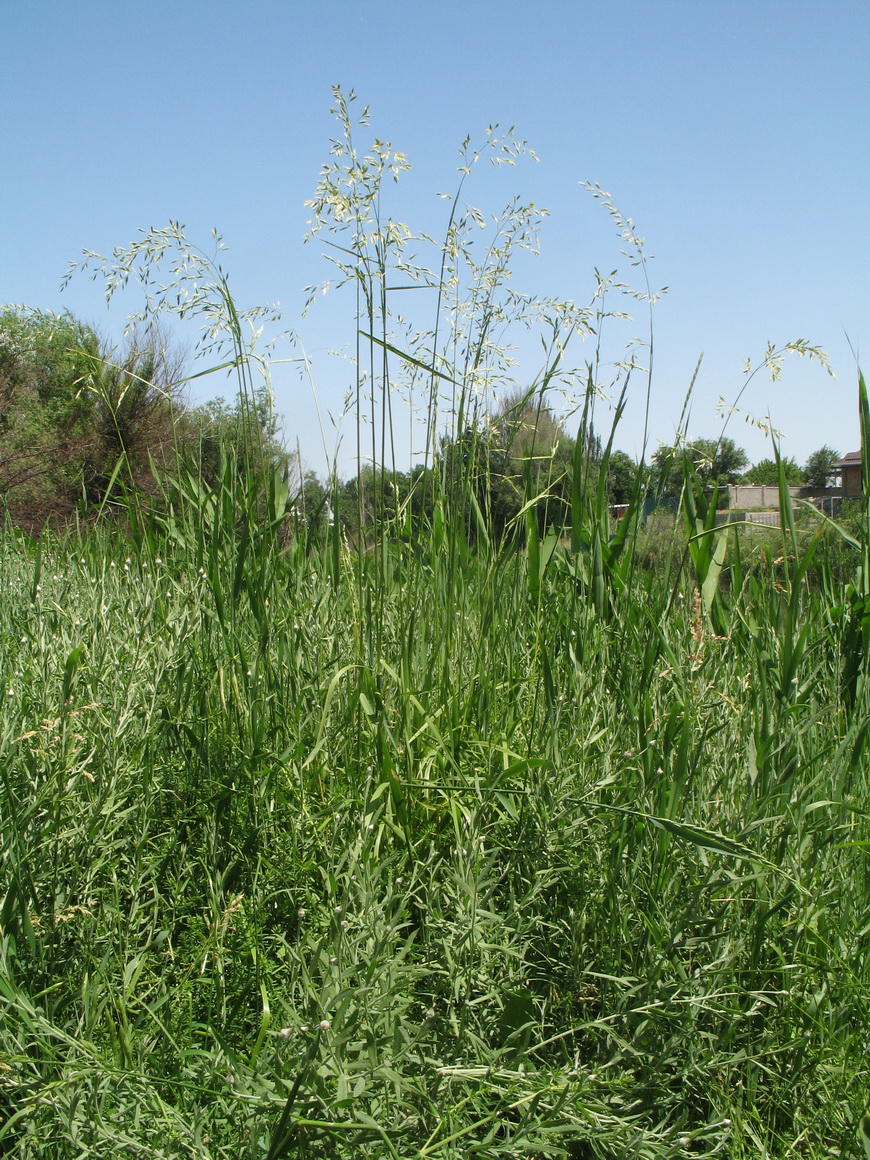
[834,451,863,496]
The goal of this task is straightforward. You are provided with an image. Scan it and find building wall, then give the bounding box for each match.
[842,465,862,496]
[726,485,842,510]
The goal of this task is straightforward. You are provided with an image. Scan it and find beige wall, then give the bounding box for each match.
[726,484,844,509]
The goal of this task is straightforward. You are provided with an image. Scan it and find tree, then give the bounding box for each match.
[485,389,559,525]
[333,462,436,543]
[0,309,102,526]
[84,324,188,503]
[187,386,290,488]
[495,387,565,464]
[0,308,199,529]
[293,469,329,539]
[489,388,578,535]
[653,435,748,497]
[606,450,641,505]
[743,457,804,486]
[803,445,840,489]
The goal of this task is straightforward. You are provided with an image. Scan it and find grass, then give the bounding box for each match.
[1,90,869,1157]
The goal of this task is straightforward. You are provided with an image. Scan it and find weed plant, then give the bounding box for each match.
[0,90,868,1158]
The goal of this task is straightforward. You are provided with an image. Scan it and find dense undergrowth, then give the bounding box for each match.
[1,464,869,1158]
[1,90,869,1158]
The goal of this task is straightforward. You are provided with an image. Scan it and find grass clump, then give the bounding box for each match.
[1,90,868,1158]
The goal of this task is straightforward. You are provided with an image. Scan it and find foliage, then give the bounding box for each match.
[803,443,841,488]
[0,304,296,533]
[743,455,804,485]
[605,449,641,504]
[652,435,748,496]
[0,309,101,526]
[0,311,194,526]
[86,324,190,501]
[187,386,291,488]
[333,463,433,541]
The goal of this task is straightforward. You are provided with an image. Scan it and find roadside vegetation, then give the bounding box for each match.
[1,91,868,1159]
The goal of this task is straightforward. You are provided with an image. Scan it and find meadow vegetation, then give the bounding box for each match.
[1,90,868,1158]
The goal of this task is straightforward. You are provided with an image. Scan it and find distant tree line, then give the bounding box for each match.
[321,388,638,544]
[307,436,846,543]
[649,436,843,499]
[0,307,848,537]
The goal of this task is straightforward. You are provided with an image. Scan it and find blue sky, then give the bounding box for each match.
[3,1,867,477]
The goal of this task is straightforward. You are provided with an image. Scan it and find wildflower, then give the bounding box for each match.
[319,1019,330,1031]
[340,919,349,929]
[679,1138,691,1149]
[334,905,343,914]
[425,1007,435,1019]
[297,907,306,918]
[278,1027,292,1038]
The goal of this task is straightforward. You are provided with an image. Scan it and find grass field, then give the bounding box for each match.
[1,92,868,1158]
[2,428,869,1157]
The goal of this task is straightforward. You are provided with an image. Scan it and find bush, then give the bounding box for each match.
[0,311,189,529]
[0,309,102,527]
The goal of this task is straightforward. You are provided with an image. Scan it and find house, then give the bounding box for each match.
[834,451,862,497]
